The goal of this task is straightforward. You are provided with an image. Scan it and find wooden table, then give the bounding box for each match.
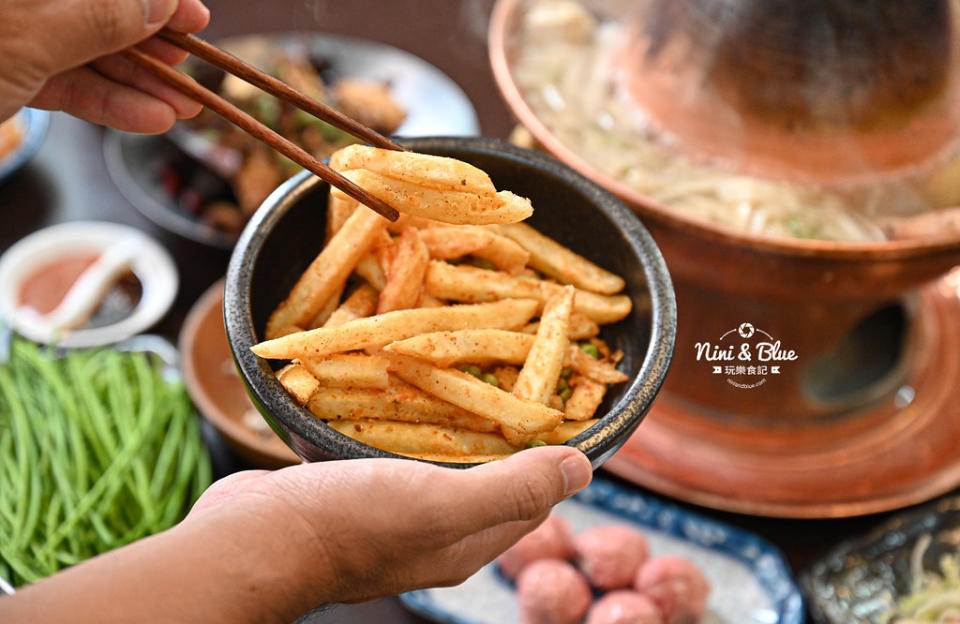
[0,1,934,621]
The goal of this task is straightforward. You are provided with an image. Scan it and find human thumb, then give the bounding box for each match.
[25,0,178,76]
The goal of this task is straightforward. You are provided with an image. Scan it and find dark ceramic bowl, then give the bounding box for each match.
[224,137,676,468]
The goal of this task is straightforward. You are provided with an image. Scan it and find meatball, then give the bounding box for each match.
[587,591,664,624]
[575,525,650,590]
[498,515,576,579]
[517,559,593,624]
[634,556,710,624]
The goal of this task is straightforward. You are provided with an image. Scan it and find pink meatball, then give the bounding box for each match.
[498,515,576,579]
[574,525,650,590]
[634,556,710,624]
[587,591,664,624]
[517,559,593,624]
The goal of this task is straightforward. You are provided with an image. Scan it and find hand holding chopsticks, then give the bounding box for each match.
[121,29,405,221]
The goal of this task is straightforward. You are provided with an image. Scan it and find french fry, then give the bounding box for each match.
[567,345,629,384]
[471,233,530,274]
[523,312,599,340]
[330,144,496,196]
[514,286,574,404]
[386,353,563,434]
[372,228,394,275]
[333,169,532,225]
[418,226,495,259]
[419,295,445,308]
[252,299,540,360]
[307,285,344,329]
[326,193,357,242]
[299,354,390,389]
[378,227,429,314]
[324,284,379,328]
[424,261,632,324]
[266,207,385,338]
[327,419,515,456]
[493,366,520,392]
[534,419,599,443]
[564,378,606,421]
[355,254,387,290]
[384,329,533,367]
[496,222,625,295]
[276,362,320,404]
[307,378,498,432]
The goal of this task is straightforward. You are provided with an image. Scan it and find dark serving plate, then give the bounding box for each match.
[223,136,677,468]
[802,494,960,623]
[103,32,479,250]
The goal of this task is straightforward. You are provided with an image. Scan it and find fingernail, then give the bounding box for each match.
[560,453,591,497]
[143,0,176,26]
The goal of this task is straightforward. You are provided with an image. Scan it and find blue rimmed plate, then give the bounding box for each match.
[0,108,49,183]
[401,478,804,624]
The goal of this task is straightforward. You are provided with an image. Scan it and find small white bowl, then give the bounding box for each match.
[0,222,178,347]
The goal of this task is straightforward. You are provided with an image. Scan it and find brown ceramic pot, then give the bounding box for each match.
[490,0,960,516]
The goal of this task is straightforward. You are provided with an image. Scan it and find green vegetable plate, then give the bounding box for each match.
[802,494,960,623]
[0,333,212,590]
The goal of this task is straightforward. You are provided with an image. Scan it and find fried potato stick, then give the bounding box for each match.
[418,226,495,259]
[333,169,532,225]
[384,329,533,367]
[307,378,498,432]
[424,261,632,324]
[299,354,390,389]
[253,299,540,360]
[330,144,496,195]
[564,379,606,421]
[471,233,530,275]
[276,362,320,404]
[386,353,563,434]
[514,286,574,404]
[523,312,599,340]
[324,284,379,329]
[266,207,385,339]
[496,222,625,294]
[378,227,429,314]
[355,254,387,290]
[533,419,599,444]
[327,419,516,456]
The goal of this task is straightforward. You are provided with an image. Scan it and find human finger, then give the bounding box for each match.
[92,53,202,118]
[28,66,180,133]
[186,469,272,518]
[431,447,591,539]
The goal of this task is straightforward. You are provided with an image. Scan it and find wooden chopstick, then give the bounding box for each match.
[157,29,407,153]
[120,48,401,221]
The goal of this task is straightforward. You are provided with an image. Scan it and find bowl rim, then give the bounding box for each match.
[224,136,676,467]
[488,0,960,261]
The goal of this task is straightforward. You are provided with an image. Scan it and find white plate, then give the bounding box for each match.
[0,222,178,347]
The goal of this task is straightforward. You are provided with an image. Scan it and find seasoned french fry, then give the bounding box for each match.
[419,295,445,308]
[266,207,385,338]
[330,144,496,195]
[276,362,320,404]
[424,261,632,324]
[252,299,540,360]
[384,329,533,367]
[372,228,394,275]
[564,378,606,421]
[326,193,357,242]
[299,354,390,389]
[327,419,515,456]
[471,233,530,274]
[333,169,532,225]
[418,226,495,259]
[324,284,379,328]
[534,419,599,443]
[378,227,429,314]
[514,286,574,404]
[567,345,629,384]
[355,254,387,290]
[307,285,344,329]
[386,353,563,434]
[496,222,625,294]
[307,378,498,432]
[493,366,520,392]
[523,312,599,340]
